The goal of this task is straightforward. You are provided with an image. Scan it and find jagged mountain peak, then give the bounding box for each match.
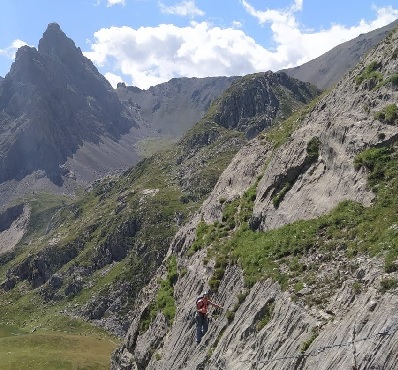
[38,22,83,61]
[0,23,135,187]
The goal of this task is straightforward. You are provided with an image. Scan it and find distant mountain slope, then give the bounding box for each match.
[116,76,239,138]
[282,19,398,90]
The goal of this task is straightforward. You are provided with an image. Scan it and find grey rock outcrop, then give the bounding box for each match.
[0,203,30,254]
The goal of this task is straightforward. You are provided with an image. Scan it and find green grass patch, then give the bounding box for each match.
[301,327,319,353]
[374,104,398,125]
[265,95,324,149]
[255,300,275,331]
[135,136,178,158]
[0,331,117,370]
[139,256,178,332]
[355,60,383,86]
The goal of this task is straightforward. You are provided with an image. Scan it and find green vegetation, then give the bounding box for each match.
[301,327,319,353]
[0,329,117,370]
[378,73,398,88]
[352,281,362,295]
[380,277,398,293]
[272,182,293,208]
[0,289,119,370]
[374,104,398,125]
[156,256,178,323]
[306,137,321,163]
[355,60,383,86]
[134,136,178,158]
[265,95,324,149]
[139,256,178,332]
[255,300,275,331]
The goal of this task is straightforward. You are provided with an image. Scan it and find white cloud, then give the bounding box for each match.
[104,72,124,87]
[84,1,398,89]
[107,0,125,6]
[0,40,29,59]
[84,22,274,89]
[232,21,243,29]
[241,0,302,25]
[242,1,398,65]
[159,1,205,16]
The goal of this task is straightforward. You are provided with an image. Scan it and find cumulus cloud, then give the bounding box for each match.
[82,0,398,89]
[84,22,276,89]
[241,0,398,64]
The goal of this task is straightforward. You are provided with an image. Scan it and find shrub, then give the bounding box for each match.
[374,104,398,125]
[306,137,321,163]
[380,278,398,293]
[355,60,383,86]
[301,327,319,353]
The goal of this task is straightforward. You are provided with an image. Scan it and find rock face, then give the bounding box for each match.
[0,203,29,254]
[110,25,398,370]
[212,71,319,139]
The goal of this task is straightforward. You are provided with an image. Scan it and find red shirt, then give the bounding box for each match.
[197,297,209,314]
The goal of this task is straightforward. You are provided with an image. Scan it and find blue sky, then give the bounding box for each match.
[0,0,397,89]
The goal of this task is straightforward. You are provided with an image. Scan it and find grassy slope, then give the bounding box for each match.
[0,329,118,370]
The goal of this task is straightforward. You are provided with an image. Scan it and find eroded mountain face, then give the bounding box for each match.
[111,26,398,370]
[0,69,319,332]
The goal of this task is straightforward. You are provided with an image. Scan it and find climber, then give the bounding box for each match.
[195,291,222,344]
